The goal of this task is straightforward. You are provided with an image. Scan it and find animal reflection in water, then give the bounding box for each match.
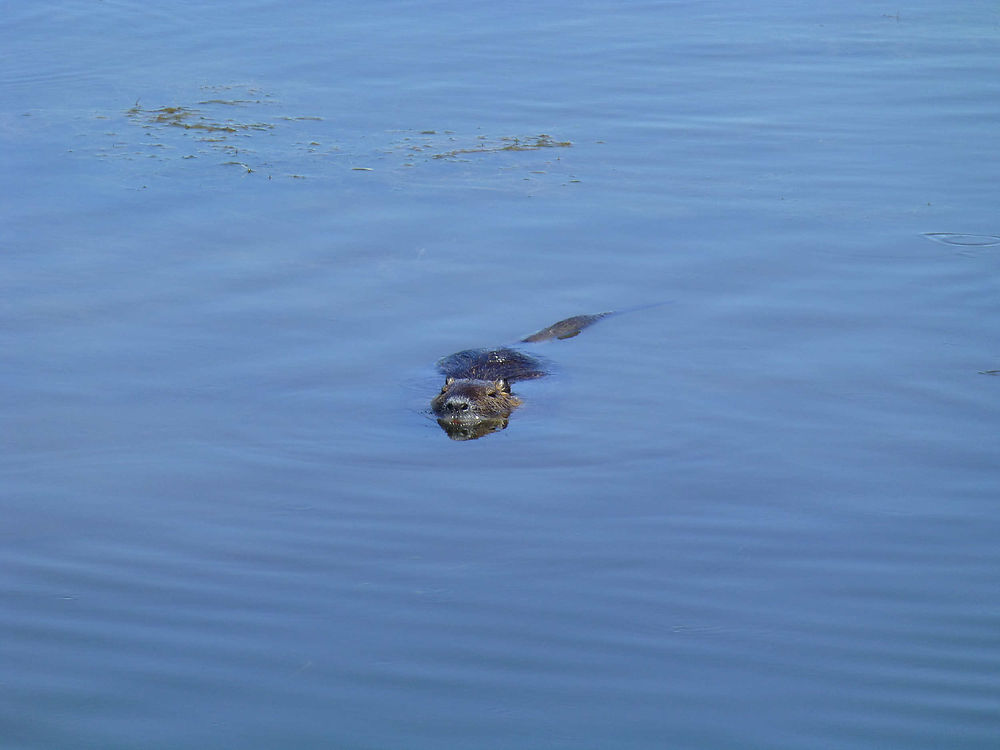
[430,312,610,440]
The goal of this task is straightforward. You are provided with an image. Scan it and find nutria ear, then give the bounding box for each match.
[445,377,455,386]
[494,378,510,393]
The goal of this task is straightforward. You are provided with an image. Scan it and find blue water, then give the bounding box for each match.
[2,2,999,748]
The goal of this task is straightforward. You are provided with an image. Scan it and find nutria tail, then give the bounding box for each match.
[520,312,613,343]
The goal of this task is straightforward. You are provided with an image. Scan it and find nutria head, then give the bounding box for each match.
[430,377,521,421]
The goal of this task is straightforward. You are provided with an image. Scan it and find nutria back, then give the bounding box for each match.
[436,347,547,383]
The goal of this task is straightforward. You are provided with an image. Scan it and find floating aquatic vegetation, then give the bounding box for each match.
[89,85,330,178]
[383,130,578,185]
[92,85,580,187]
[429,133,572,160]
[125,103,274,136]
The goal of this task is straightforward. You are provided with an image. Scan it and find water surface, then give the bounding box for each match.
[2,2,999,748]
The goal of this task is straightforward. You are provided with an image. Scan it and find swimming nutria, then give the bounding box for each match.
[431,312,611,439]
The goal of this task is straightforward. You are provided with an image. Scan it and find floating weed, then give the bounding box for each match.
[197,99,261,106]
[502,134,572,150]
[431,133,571,159]
[104,89,579,186]
[127,104,274,135]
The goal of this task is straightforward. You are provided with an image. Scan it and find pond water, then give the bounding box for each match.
[3,1,999,748]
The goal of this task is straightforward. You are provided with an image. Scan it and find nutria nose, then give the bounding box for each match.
[445,399,470,412]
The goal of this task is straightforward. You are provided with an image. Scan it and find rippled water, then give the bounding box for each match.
[3,1,999,748]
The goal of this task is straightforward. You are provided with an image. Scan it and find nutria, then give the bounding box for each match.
[431,312,611,439]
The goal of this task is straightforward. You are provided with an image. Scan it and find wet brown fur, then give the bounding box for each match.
[431,313,610,425]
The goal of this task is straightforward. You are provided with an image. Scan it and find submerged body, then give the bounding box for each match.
[430,312,610,438]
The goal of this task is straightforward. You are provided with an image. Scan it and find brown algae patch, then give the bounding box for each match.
[102,86,577,185]
[430,133,571,159]
[126,103,274,136]
[103,86,330,177]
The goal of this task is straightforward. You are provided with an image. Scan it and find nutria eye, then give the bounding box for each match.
[487,391,497,397]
